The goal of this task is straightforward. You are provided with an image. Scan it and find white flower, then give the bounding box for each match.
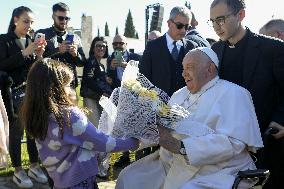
[48,140,62,151]
[132,82,142,93]
[57,160,71,173]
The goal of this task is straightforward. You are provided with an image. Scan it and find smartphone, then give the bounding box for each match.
[114,50,123,65]
[34,33,45,43]
[65,33,74,44]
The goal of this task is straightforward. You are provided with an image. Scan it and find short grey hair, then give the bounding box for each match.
[261,19,284,33]
[169,6,192,21]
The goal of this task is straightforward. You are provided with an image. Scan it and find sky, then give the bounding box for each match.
[1,0,284,42]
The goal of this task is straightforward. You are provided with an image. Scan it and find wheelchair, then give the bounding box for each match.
[232,169,270,189]
[232,127,279,188]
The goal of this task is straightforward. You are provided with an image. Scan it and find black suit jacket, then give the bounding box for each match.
[212,30,284,133]
[139,35,197,96]
[107,50,141,88]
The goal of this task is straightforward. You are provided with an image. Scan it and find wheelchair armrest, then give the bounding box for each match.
[232,169,270,189]
[237,169,270,179]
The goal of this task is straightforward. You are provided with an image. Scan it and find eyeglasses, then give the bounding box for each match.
[112,42,125,46]
[170,20,189,30]
[207,12,235,27]
[95,44,107,49]
[54,15,71,21]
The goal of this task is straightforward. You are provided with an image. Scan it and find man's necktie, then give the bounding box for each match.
[171,41,179,62]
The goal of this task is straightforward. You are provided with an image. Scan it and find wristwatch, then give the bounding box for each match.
[179,141,187,155]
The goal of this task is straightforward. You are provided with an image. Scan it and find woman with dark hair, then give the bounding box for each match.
[80,36,113,127]
[0,6,47,188]
[20,58,138,189]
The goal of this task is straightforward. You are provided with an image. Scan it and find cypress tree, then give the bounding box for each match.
[105,22,109,36]
[115,26,119,35]
[124,9,136,38]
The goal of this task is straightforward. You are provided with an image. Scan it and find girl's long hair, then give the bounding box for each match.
[8,6,32,33]
[20,58,74,140]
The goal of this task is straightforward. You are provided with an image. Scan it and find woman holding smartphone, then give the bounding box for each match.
[0,6,47,188]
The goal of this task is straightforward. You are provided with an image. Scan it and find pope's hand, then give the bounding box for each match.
[270,121,284,139]
[158,125,181,154]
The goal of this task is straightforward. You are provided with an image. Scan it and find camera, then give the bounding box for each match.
[34,33,45,43]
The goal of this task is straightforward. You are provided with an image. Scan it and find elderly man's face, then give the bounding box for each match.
[182,52,209,93]
[112,36,127,52]
[168,14,189,41]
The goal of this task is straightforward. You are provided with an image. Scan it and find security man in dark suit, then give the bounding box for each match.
[139,6,198,97]
[209,0,284,188]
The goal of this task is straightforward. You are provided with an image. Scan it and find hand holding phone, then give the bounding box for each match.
[34,33,45,44]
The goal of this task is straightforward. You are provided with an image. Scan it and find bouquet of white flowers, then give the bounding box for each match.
[98,61,189,144]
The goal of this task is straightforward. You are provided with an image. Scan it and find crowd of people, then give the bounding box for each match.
[0,0,283,189]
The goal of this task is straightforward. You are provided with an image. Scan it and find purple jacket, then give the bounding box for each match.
[36,107,138,188]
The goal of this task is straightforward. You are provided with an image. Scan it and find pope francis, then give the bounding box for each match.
[115,47,263,189]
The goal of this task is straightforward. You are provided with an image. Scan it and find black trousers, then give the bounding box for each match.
[9,117,39,167]
[0,72,39,167]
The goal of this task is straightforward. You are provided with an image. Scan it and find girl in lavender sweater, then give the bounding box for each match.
[20,58,139,189]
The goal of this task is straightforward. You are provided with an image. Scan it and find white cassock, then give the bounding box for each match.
[115,76,263,189]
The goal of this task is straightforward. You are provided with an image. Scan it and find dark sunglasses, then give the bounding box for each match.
[112,42,125,46]
[171,20,189,30]
[95,44,107,48]
[54,15,71,21]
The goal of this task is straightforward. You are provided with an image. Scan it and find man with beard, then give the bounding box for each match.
[107,35,141,89]
[36,2,86,88]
